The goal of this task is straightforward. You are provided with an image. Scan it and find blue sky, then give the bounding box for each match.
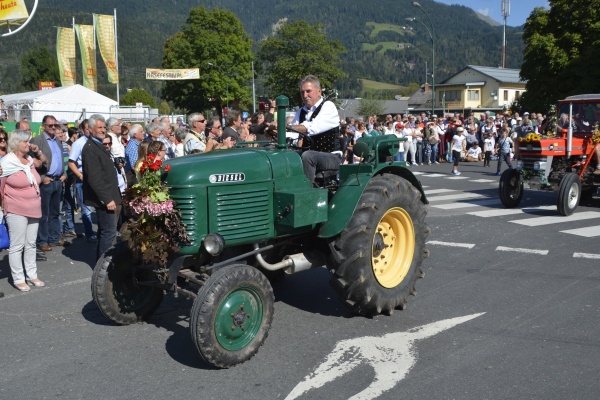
[434,0,550,27]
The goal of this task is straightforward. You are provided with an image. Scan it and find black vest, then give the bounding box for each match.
[299,101,340,153]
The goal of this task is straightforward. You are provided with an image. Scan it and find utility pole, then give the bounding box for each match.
[501,0,510,68]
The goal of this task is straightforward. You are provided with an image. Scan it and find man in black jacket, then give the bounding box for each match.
[82,114,122,261]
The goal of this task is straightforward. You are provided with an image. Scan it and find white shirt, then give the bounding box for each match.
[292,98,339,136]
[451,135,465,152]
[107,132,125,158]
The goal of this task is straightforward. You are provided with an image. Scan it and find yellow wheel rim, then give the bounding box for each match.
[371,207,415,288]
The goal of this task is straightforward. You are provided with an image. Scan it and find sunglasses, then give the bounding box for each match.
[103,142,112,146]
[44,124,61,128]
[196,119,206,124]
[0,137,6,142]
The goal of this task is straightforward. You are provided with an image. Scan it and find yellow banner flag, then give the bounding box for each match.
[74,24,97,91]
[93,14,118,84]
[0,0,28,27]
[56,27,76,87]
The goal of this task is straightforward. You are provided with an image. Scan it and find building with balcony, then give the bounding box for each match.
[409,65,527,116]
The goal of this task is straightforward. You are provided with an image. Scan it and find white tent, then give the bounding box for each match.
[1,84,118,122]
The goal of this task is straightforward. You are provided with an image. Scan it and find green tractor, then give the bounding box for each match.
[91,96,430,368]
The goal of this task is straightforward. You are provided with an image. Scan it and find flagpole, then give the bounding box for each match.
[114,8,120,104]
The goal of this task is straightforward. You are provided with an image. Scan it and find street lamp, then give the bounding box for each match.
[411,1,435,117]
[207,62,229,112]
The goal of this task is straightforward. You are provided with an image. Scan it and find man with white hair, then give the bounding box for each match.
[125,124,145,173]
[157,120,175,159]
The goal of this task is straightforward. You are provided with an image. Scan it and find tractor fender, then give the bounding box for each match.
[318,165,427,239]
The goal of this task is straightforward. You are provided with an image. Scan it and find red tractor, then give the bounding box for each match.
[499,94,600,215]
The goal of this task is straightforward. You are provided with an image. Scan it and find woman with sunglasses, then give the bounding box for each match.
[0,130,46,292]
[0,130,8,159]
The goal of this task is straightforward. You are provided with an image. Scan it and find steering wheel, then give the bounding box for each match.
[286,126,314,151]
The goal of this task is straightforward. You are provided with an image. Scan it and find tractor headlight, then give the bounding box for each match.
[203,233,225,256]
[516,160,524,170]
[548,144,554,150]
[533,161,546,171]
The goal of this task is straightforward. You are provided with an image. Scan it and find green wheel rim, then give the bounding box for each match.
[214,286,264,351]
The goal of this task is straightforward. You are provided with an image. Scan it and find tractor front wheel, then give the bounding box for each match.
[91,242,164,325]
[329,173,429,316]
[499,168,523,208]
[557,173,581,216]
[190,265,274,368]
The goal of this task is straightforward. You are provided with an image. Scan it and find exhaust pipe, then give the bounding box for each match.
[253,244,326,274]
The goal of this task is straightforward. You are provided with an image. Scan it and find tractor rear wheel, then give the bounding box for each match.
[329,173,429,316]
[499,168,523,208]
[557,172,581,216]
[190,265,274,368]
[91,242,164,325]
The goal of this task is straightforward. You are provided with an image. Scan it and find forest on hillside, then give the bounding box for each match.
[0,0,525,100]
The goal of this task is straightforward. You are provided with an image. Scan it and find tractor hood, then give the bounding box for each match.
[163,148,275,189]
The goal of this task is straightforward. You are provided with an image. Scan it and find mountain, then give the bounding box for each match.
[475,12,503,27]
[0,0,525,101]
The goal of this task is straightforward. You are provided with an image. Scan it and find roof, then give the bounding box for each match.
[563,94,600,101]
[462,65,525,84]
[2,84,118,107]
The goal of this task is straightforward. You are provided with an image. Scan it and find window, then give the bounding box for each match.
[467,90,480,101]
[441,90,461,102]
[515,91,520,100]
[503,90,508,101]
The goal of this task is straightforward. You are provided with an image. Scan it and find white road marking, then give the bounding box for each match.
[285,313,485,400]
[431,199,499,209]
[411,171,424,175]
[470,179,496,183]
[447,176,469,180]
[426,240,476,249]
[560,225,600,237]
[510,211,600,227]
[496,246,549,255]
[426,193,486,202]
[420,173,447,177]
[424,188,456,195]
[573,252,600,259]
[467,205,555,218]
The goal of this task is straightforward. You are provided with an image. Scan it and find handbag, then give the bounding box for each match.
[0,216,9,250]
[428,134,439,145]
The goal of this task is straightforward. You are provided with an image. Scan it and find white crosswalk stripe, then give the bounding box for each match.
[424,188,456,195]
[467,205,555,218]
[559,225,600,237]
[447,176,469,180]
[509,211,600,227]
[471,179,496,183]
[427,193,486,202]
[431,199,500,209]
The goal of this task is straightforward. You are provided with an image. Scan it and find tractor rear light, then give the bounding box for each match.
[204,233,225,256]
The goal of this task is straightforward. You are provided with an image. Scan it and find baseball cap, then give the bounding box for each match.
[395,122,403,129]
[59,119,68,125]
[456,126,464,132]
[517,117,522,121]
[523,112,529,116]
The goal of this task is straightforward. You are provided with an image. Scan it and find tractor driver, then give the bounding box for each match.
[287,75,342,185]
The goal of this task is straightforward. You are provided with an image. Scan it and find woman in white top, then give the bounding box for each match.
[402,116,417,165]
[451,126,466,175]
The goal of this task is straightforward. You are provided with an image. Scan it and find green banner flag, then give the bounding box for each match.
[56,27,76,86]
[74,24,97,91]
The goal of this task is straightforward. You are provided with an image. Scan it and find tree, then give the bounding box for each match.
[20,46,60,91]
[161,7,253,118]
[122,89,156,108]
[258,20,347,107]
[158,101,171,115]
[520,0,600,112]
[356,97,386,119]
